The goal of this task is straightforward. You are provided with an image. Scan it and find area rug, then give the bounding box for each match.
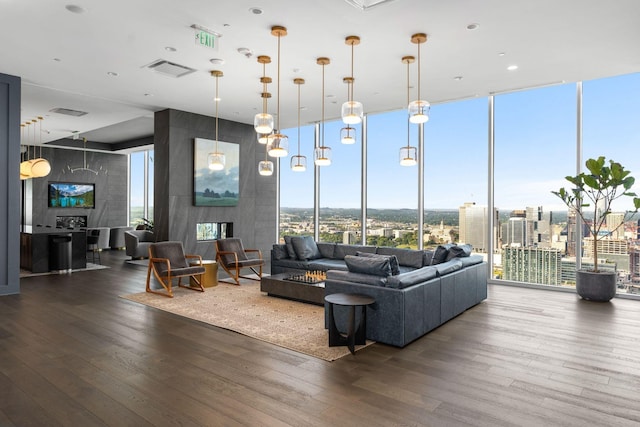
[121,282,374,361]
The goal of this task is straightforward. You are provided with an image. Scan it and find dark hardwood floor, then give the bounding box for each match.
[3,251,640,426]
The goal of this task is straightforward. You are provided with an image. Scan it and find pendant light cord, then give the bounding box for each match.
[215,74,219,151]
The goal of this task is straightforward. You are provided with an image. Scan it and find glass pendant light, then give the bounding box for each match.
[341,35,363,125]
[314,57,331,166]
[290,78,307,172]
[207,70,225,171]
[267,26,289,158]
[254,55,274,135]
[340,78,356,144]
[30,117,51,178]
[400,55,418,166]
[408,33,430,124]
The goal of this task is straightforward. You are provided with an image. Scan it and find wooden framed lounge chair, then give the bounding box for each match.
[215,238,263,285]
[146,241,206,297]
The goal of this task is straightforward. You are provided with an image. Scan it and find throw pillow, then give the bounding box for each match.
[291,236,322,260]
[272,244,289,260]
[431,243,454,265]
[344,255,392,277]
[356,251,400,275]
[445,244,472,261]
[283,236,297,259]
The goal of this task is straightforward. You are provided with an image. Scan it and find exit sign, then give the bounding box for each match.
[196,30,216,49]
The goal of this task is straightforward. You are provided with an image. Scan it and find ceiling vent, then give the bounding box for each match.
[144,59,196,78]
[49,107,88,116]
[343,0,397,11]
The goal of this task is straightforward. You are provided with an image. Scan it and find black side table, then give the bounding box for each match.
[325,293,375,355]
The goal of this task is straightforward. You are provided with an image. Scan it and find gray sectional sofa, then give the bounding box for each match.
[271,237,488,347]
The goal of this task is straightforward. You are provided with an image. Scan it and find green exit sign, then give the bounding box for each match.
[196,30,217,49]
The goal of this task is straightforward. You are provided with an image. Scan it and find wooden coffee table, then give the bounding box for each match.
[260,273,325,305]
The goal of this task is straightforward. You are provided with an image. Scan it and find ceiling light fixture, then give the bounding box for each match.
[340,77,356,144]
[30,117,51,178]
[291,78,307,172]
[408,33,430,124]
[207,70,225,171]
[400,56,417,166]
[68,137,101,175]
[341,35,363,125]
[266,26,289,158]
[314,57,331,166]
[254,55,274,136]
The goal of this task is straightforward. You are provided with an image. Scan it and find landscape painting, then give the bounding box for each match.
[193,138,239,206]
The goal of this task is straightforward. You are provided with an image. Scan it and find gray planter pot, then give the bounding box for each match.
[575,270,617,302]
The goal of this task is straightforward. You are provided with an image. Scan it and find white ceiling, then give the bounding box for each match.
[2,0,640,149]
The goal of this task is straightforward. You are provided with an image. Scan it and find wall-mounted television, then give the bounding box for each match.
[48,182,95,208]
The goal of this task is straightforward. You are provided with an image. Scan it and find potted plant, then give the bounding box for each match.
[552,156,640,301]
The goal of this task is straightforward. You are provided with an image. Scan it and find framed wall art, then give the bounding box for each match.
[193,138,239,206]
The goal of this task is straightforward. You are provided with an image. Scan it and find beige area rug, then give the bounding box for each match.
[121,282,374,361]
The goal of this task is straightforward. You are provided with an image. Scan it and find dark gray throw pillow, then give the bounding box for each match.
[283,236,297,259]
[291,235,322,260]
[445,243,472,261]
[431,243,454,265]
[356,251,400,275]
[344,254,392,277]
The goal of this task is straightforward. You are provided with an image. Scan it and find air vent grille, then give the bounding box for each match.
[144,59,196,78]
[49,107,88,117]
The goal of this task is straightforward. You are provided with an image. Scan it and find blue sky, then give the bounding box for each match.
[280,72,640,212]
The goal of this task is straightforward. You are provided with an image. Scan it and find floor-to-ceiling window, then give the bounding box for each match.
[129,149,153,228]
[424,98,488,253]
[494,84,575,287]
[367,109,418,248]
[279,124,315,242]
[583,73,640,295]
[317,119,362,243]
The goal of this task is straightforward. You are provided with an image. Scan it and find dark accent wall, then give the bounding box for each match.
[29,147,128,228]
[154,109,277,263]
[0,72,20,295]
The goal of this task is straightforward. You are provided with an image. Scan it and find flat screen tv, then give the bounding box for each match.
[48,182,95,208]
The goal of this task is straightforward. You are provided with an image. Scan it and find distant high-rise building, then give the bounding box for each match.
[606,212,625,238]
[459,202,498,253]
[502,247,562,285]
[501,207,552,248]
[343,231,358,245]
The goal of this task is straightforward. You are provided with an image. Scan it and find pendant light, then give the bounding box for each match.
[400,55,417,166]
[340,77,356,144]
[290,78,307,172]
[256,89,271,145]
[341,35,363,125]
[19,123,32,180]
[258,143,274,176]
[408,33,430,124]
[207,70,225,171]
[30,116,51,178]
[266,25,289,158]
[314,57,331,166]
[255,55,274,137]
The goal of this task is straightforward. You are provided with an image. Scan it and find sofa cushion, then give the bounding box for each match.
[344,255,392,277]
[423,250,434,266]
[334,244,376,260]
[317,242,336,259]
[445,244,472,261]
[283,236,297,259]
[272,244,290,260]
[459,254,484,268]
[431,243,455,265]
[376,247,423,269]
[291,236,322,260]
[434,259,463,276]
[308,258,349,271]
[326,270,387,287]
[386,266,438,289]
[356,251,400,275]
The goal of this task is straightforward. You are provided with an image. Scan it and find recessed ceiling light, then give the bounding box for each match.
[144,93,154,97]
[210,58,225,65]
[507,65,518,71]
[498,52,506,56]
[453,76,463,81]
[107,71,119,77]
[165,46,176,52]
[237,47,253,58]
[249,7,263,14]
[53,58,62,62]
[65,4,86,14]
[466,23,479,30]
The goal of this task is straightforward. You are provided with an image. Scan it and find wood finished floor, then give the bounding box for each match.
[2,251,640,426]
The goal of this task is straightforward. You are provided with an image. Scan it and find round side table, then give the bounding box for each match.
[325,293,375,355]
[190,260,218,287]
